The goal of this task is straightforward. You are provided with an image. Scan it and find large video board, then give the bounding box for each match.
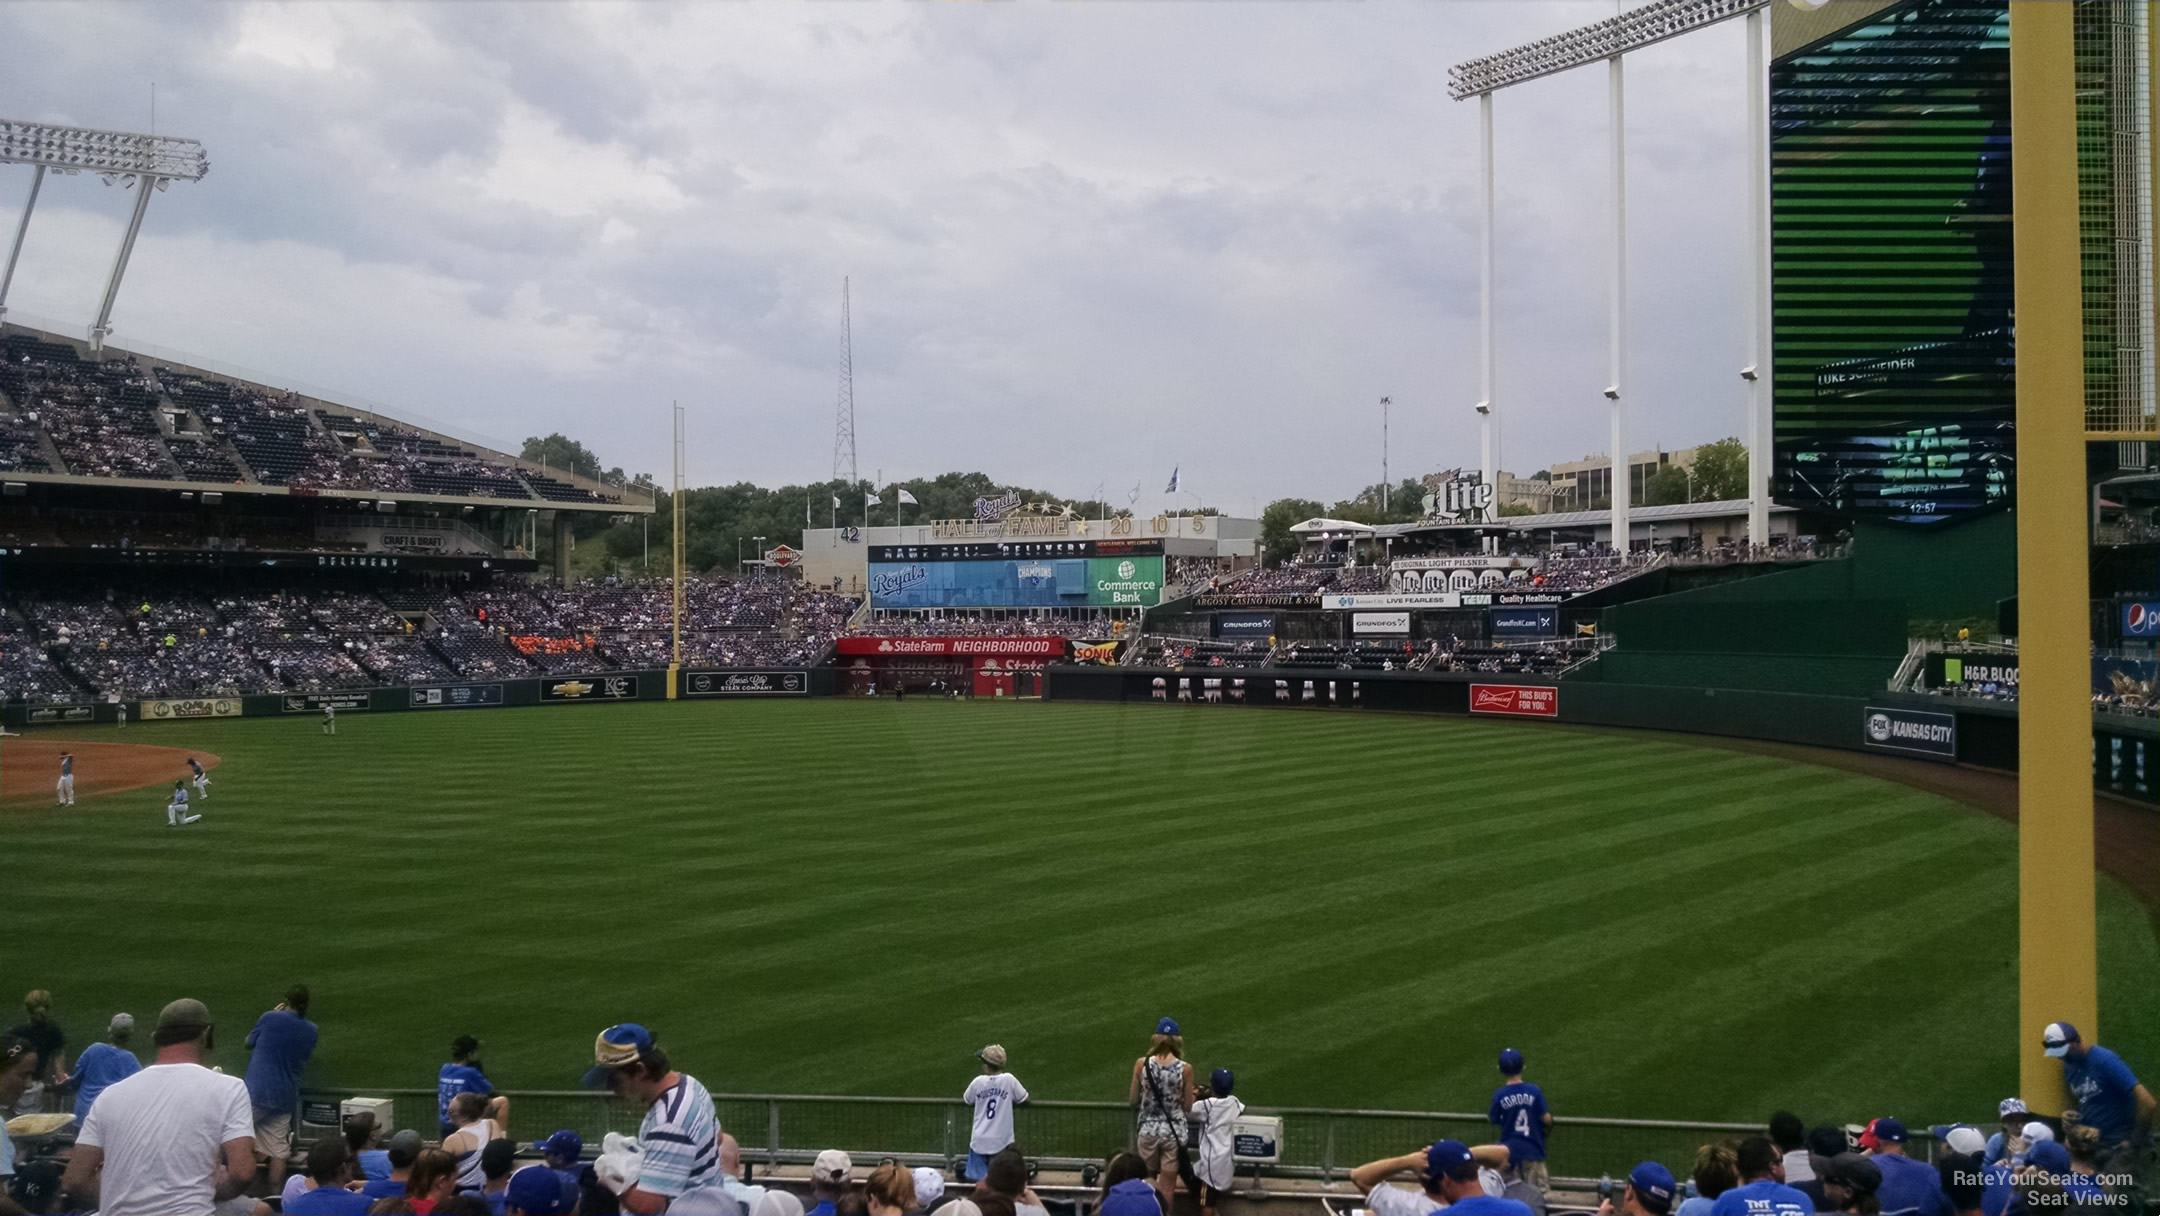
[868,555,1163,609]
[1771,0,2014,525]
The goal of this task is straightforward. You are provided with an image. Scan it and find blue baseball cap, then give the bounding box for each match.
[1872,1117,1907,1144]
[1498,1048,1525,1075]
[1424,1140,1479,1184]
[1155,1017,1180,1036]
[1210,1067,1235,1096]
[2042,1022,2080,1058]
[2027,1141,2071,1174]
[1629,1162,1677,1214]
[582,1022,655,1087]
[505,1164,577,1215]
[533,1130,583,1161]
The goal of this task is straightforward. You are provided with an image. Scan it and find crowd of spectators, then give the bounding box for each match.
[0,333,622,505]
[0,576,862,703]
[3,987,2149,1216]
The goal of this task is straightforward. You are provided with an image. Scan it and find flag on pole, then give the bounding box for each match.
[805,499,811,525]
[831,494,842,509]
[866,491,882,506]
[1164,466,1180,494]
[898,489,918,506]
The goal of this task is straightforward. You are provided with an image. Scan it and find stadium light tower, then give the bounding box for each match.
[1449,0,1777,549]
[0,119,210,351]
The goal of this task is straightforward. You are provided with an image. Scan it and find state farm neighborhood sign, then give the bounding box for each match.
[833,637,1069,657]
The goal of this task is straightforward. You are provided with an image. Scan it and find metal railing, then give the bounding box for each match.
[301,1089,1773,1185]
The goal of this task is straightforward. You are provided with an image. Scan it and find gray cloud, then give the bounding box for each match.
[0,0,1758,504]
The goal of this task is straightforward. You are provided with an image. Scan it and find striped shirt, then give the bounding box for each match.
[638,1073,723,1205]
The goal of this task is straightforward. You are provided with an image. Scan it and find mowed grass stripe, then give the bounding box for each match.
[5,700,2155,1125]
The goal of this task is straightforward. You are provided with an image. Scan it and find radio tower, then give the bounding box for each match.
[831,277,858,486]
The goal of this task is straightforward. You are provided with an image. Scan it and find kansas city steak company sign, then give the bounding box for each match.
[833,637,1068,657]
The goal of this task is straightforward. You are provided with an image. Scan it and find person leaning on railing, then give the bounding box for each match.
[1349,1141,1523,1216]
[1128,1018,1194,1210]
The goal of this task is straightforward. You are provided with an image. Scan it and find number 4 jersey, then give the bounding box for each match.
[1488,1080,1549,1163]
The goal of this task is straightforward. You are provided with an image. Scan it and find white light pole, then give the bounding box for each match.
[1605,30,1631,555]
[1743,6,1773,547]
[1479,90,1499,526]
[1381,395,1391,511]
[0,119,210,350]
[0,164,45,322]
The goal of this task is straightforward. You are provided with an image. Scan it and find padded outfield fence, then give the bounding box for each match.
[299,1088,1786,1186]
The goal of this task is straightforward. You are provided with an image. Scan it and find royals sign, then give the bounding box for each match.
[973,490,1023,521]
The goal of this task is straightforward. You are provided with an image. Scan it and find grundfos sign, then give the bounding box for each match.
[834,637,1069,657]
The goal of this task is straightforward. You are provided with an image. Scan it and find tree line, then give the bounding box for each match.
[519,433,1751,576]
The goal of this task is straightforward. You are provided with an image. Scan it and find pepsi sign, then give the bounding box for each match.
[2123,601,2160,638]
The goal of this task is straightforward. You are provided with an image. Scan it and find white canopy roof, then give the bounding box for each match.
[1288,517,1377,535]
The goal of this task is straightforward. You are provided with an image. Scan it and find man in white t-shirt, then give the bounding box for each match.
[961,1044,1029,1183]
[61,998,256,1216]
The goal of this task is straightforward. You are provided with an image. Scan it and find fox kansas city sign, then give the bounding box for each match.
[1862,706,1957,759]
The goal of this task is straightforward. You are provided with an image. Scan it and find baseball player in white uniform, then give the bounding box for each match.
[57,752,76,806]
[187,756,210,799]
[167,781,201,826]
[322,702,336,735]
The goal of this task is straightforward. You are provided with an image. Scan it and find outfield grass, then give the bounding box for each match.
[4,699,2155,1131]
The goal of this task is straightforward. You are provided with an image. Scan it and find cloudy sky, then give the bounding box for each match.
[1,1,1757,511]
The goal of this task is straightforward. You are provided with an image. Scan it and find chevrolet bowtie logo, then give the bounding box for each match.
[557,681,594,696]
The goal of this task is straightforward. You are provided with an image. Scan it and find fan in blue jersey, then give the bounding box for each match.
[2043,1021,2155,1164]
[1489,1049,1552,1194]
[1709,1138,1813,1216]
[438,1035,493,1135]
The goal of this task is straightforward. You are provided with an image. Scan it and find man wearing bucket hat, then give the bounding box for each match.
[583,1022,729,1215]
[963,1045,1029,1184]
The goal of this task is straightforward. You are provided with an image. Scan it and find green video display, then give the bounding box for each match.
[1771,0,2014,525]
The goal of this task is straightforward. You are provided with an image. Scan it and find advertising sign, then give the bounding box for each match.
[1489,607,1559,639]
[1862,706,1958,759]
[1213,612,1276,639]
[409,683,505,709]
[1086,556,1164,607]
[1941,656,2018,689]
[682,670,807,697]
[542,675,640,702]
[2123,601,2160,639]
[1329,592,1457,610]
[1469,684,1558,717]
[834,637,1068,658]
[26,703,95,724]
[143,697,241,720]
[1353,612,1411,636]
[281,692,371,715]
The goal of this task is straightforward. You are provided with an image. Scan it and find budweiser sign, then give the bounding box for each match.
[1469,683,1558,718]
[834,636,1069,657]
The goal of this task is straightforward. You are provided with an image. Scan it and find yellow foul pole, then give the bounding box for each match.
[670,403,685,699]
[2010,0,2095,1115]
